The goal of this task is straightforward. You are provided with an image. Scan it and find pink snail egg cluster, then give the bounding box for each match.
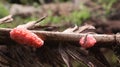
[10,27,44,48]
[79,35,96,48]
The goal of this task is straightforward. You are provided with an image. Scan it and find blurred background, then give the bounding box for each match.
[0,0,118,29]
[0,0,120,67]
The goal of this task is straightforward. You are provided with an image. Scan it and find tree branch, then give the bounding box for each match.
[0,28,119,46]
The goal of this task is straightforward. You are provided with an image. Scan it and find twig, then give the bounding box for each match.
[0,15,13,24]
[19,15,46,29]
[0,28,119,46]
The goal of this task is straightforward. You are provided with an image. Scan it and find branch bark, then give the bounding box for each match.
[0,28,119,46]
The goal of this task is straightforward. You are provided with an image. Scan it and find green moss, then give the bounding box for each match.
[0,3,9,18]
[68,9,90,25]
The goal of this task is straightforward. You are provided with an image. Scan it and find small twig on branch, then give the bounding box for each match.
[19,15,47,29]
[0,28,119,46]
[0,15,13,24]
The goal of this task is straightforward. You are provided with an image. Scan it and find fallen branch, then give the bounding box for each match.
[0,28,119,46]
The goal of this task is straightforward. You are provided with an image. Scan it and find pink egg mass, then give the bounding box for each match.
[79,35,96,48]
[10,27,44,48]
